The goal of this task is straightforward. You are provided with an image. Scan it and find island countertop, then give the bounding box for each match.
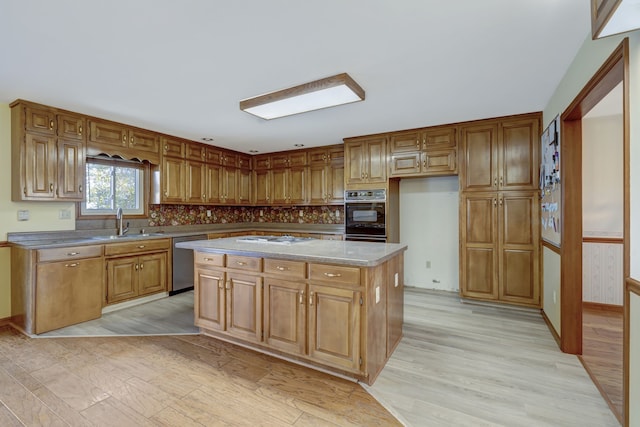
[175,236,407,267]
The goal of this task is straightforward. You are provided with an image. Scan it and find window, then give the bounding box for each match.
[80,158,147,216]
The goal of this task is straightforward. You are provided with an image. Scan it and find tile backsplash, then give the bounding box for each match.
[148,205,344,227]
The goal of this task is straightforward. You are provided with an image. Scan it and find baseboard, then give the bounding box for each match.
[0,316,11,327]
[582,301,623,313]
[541,310,561,349]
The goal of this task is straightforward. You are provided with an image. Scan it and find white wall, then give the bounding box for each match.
[631,291,640,426]
[399,176,459,291]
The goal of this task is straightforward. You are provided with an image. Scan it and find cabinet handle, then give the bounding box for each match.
[164,144,168,151]
[138,245,145,249]
[500,176,503,186]
[309,291,314,306]
[140,263,144,269]
[323,272,342,278]
[67,252,79,256]
[78,125,83,136]
[499,198,503,206]
[218,281,224,289]
[65,263,79,268]
[493,198,497,206]
[236,261,246,266]
[365,173,369,179]
[130,136,134,144]
[49,120,54,130]
[423,159,426,168]
[299,290,305,304]
[122,133,127,144]
[226,280,232,290]
[135,264,139,270]
[79,185,83,193]
[275,266,289,271]
[49,183,54,192]
[494,178,497,187]
[204,257,213,261]
[361,172,364,179]
[416,139,419,148]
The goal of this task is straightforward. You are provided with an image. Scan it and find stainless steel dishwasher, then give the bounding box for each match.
[172,234,207,295]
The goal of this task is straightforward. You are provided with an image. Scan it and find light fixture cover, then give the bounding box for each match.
[240,73,365,120]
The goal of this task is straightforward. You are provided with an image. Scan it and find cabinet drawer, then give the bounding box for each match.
[104,238,171,256]
[264,258,306,279]
[308,264,361,286]
[38,245,103,262]
[195,252,225,267]
[227,255,262,272]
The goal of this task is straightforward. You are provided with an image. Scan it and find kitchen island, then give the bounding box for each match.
[176,236,407,385]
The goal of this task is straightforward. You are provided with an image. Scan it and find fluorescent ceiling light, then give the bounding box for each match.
[240,73,365,120]
[593,0,640,38]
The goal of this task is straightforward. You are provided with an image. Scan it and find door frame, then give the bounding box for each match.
[559,39,629,355]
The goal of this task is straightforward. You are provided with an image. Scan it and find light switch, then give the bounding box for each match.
[17,210,29,221]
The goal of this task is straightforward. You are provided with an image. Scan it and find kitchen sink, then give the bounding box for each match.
[90,233,166,240]
[236,235,314,245]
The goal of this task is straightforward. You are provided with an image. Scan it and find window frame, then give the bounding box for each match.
[77,157,150,219]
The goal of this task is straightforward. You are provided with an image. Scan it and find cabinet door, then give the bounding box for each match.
[195,268,226,331]
[344,141,366,185]
[422,149,457,176]
[221,167,238,204]
[205,163,222,204]
[264,278,306,354]
[57,113,85,140]
[24,134,56,199]
[186,161,206,204]
[25,105,56,135]
[389,131,421,154]
[498,192,540,305]
[365,139,387,183]
[35,258,103,334]
[254,169,271,205]
[162,137,185,158]
[389,152,421,177]
[161,157,185,203]
[460,122,498,191]
[308,164,327,204]
[423,126,456,149]
[327,159,345,204]
[226,272,262,342]
[271,168,288,205]
[498,117,539,190]
[128,128,159,156]
[138,252,167,296]
[308,285,360,372]
[288,166,306,204]
[237,167,251,205]
[106,256,139,304]
[57,138,85,200]
[460,192,498,300]
[89,120,128,148]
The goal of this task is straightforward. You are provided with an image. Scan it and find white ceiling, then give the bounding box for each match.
[0,0,590,154]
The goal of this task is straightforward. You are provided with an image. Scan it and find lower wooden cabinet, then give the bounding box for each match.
[106,252,167,304]
[460,191,540,307]
[193,251,402,384]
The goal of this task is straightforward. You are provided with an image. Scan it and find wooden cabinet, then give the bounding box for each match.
[195,266,226,331]
[253,168,271,205]
[87,119,160,164]
[460,115,540,192]
[389,126,457,177]
[11,101,86,201]
[225,271,262,342]
[105,239,169,305]
[186,160,206,204]
[460,191,540,306]
[271,165,306,205]
[344,136,387,187]
[308,145,344,204]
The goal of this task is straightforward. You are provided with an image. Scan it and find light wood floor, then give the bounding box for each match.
[581,306,623,424]
[1,288,620,426]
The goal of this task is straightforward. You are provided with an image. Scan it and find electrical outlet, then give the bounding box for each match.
[260,210,264,217]
[299,210,304,217]
[206,210,212,217]
[17,210,29,221]
[426,260,431,268]
[336,210,340,218]
[58,209,71,220]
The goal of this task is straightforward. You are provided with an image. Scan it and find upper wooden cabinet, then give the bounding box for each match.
[343,136,387,187]
[87,119,160,164]
[308,145,344,204]
[11,101,86,201]
[459,114,540,192]
[389,125,457,178]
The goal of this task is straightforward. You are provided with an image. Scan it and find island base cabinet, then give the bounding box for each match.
[194,268,226,331]
[308,285,361,373]
[35,257,103,334]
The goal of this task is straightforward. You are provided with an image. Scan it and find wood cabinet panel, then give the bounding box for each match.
[38,245,102,263]
[35,257,103,334]
[57,113,85,140]
[186,161,206,204]
[129,128,159,156]
[25,105,56,135]
[104,238,170,256]
[264,278,306,354]
[344,136,386,186]
[254,169,271,204]
[106,256,139,304]
[205,163,222,204]
[89,120,127,148]
[308,285,360,372]
[238,167,251,204]
[226,272,262,342]
[227,255,262,272]
[161,157,186,203]
[138,252,167,296]
[263,258,306,279]
[194,252,225,267]
[24,133,57,199]
[463,248,497,298]
[309,263,361,286]
[57,138,85,199]
[162,137,185,158]
[499,118,539,190]
[423,149,456,175]
[195,267,226,331]
[460,122,498,191]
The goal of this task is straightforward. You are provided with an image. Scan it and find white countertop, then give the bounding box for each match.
[176,236,407,267]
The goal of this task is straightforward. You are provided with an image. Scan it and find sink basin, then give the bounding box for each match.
[90,233,165,240]
[236,235,314,245]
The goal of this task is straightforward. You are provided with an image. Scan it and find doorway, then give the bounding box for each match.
[560,40,629,423]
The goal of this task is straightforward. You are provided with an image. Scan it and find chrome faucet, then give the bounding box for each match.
[116,207,129,236]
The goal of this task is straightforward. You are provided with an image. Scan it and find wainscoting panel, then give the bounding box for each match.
[583,242,623,305]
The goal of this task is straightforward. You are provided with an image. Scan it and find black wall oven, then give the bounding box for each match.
[344,189,386,242]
